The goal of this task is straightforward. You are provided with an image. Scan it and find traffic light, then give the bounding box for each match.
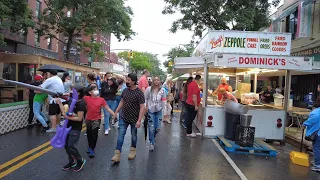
[168,61,173,67]
[127,50,133,59]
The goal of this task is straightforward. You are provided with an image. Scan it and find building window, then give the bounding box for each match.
[35,0,41,18]
[47,38,52,50]
[34,32,40,47]
[285,9,298,40]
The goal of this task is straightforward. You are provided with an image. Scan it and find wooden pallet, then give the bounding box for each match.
[218,136,278,157]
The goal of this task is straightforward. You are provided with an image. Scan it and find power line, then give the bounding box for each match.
[132,37,178,47]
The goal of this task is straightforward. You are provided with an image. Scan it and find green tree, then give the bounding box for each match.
[118,51,165,79]
[0,0,34,45]
[163,44,194,73]
[118,51,151,73]
[36,0,134,60]
[162,0,270,38]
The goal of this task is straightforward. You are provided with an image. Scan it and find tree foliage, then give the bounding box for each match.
[80,38,105,62]
[162,0,270,38]
[0,0,34,45]
[163,44,194,73]
[118,51,165,79]
[36,0,134,60]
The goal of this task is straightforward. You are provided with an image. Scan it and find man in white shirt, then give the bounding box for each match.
[40,69,65,133]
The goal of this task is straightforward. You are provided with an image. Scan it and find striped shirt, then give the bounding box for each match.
[145,87,167,113]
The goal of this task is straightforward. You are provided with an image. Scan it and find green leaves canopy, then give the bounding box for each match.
[118,51,165,79]
[36,0,134,60]
[162,0,270,38]
[0,0,34,44]
[163,44,194,73]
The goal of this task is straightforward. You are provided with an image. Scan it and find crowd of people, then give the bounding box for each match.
[25,69,202,172]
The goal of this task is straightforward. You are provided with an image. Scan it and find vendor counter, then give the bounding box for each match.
[0,101,39,134]
[264,103,311,112]
[196,103,286,141]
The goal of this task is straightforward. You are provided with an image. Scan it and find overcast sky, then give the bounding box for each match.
[111,0,283,71]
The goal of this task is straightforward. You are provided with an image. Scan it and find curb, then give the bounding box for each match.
[285,133,312,151]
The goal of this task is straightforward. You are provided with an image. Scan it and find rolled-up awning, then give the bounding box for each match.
[279,3,299,19]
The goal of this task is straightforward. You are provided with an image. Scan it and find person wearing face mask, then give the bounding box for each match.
[212,77,232,101]
[83,86,115,158]
[144,76,167,151]
[84,73,97,96]
[61,72,73,99]
[111,73,145,162]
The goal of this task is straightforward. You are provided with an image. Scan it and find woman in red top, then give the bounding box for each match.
[83,86,115,158]
[212,77,232,100]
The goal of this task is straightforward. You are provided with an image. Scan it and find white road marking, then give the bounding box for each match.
[212,139,248,180]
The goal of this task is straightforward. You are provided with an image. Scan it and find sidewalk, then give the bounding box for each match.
[285,127,313,151]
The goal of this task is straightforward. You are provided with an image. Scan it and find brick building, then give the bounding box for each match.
[0,0,111,65]
[0,0,59,59]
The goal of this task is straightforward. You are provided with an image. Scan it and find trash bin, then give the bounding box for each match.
[240,114,252,126]
[224,112,240,141]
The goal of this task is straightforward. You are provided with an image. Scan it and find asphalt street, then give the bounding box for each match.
[0,113,319,180]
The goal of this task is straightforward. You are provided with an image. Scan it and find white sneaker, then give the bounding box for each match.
[46,128,56,133]
[149,144,154,152]
[109,127,111,131]
[104,129,109,135]
[186,133,196,138]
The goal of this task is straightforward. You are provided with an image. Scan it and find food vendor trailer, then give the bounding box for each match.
[174,30,313,141]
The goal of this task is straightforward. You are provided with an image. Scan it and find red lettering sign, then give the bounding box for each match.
[210,35,223,48]
[238,56,286,66]
[275,36,286,41]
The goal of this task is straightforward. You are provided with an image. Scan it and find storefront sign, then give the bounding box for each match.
[16,44,58,59]
[215,53,312,70]
[205,31,292,56]
[296,0,313,38]
[291,46,320,57]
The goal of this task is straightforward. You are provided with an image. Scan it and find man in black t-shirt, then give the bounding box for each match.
[111,73,145,163]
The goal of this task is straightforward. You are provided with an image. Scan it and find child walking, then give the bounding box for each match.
[54,85,86,172]
[83,86,115,158]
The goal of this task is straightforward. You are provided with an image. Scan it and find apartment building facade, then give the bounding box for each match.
[270,0,320,64]
[269,0,320,101]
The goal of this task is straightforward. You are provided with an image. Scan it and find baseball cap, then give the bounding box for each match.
[34,74,43,81]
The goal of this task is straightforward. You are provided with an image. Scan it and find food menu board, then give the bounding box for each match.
[206,31,292,56]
